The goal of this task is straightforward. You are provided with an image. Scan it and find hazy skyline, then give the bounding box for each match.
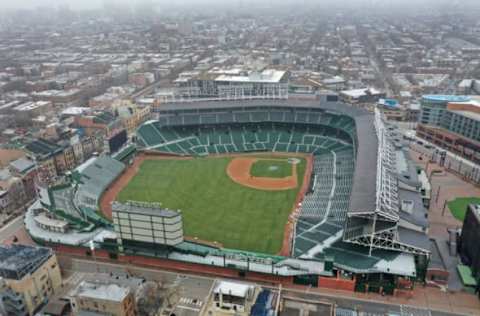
[0,0,476,11]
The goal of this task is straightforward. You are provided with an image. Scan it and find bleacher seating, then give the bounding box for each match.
[52,186,81,218]
[139,122,353,157]
[293,147,354,257]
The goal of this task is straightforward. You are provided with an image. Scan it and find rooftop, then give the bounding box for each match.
[0,244,52,280]
[61,107,90,116]
[213,280,253,297]
[25,138,64,158]
[215,69,286,84]
[423,95,471,103]
[72,280,130,302]
[9,157,35,174]
[340,87,382,98]
[13,101,50,112]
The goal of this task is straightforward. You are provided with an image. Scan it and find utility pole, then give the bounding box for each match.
[442,200,448,217]
[435,186,441,204]
[275,283,282,316]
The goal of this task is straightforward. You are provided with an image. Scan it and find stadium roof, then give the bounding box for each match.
[349,114,378,213]
[156,98,370,117]
[398,227,430,251]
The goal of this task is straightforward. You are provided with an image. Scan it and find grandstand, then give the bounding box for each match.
[137,122,353,157]
[74,156,126,211]
[42,156,125,231]
[133,100,430,283]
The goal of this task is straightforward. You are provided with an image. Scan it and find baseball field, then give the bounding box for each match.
[117,155,307,254]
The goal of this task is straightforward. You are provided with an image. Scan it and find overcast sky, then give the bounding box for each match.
[0,0,474,11]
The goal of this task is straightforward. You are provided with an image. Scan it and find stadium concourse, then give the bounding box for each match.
[24,98,431,294]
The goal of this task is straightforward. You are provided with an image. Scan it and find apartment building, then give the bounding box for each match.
[0,245,62,316]
[69,281,136,316]
[417,95,480,163]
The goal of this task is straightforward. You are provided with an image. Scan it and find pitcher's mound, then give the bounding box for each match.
[226,157,298,191]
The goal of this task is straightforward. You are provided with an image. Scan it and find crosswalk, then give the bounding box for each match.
[399,305,432,316]
[179,297,203,308]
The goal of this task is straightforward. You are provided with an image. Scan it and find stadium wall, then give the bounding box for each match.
[318,275,356,292]
[47,243,296,286]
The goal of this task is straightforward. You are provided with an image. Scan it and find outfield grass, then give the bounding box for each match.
[250,159,292,178]
[118,156,306,254]
[447,197,480,221]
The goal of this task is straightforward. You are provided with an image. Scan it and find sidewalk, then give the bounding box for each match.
[304,285,480,315]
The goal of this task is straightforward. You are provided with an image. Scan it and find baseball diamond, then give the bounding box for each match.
[114,154,307,254]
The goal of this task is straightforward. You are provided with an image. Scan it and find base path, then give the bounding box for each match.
[226,157,298,191]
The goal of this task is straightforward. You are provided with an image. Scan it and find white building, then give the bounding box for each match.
[211,280,256,314]
[171,67,289,101]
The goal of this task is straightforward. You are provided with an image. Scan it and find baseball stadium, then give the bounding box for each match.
[26,98,431,293]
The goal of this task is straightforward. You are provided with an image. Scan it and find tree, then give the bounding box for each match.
[135,281,164,316]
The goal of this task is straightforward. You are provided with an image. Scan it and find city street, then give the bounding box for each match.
[58,256,476,316]
[0,215,24,243]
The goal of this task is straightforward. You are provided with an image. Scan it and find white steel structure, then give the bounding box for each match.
[343,109,430,256]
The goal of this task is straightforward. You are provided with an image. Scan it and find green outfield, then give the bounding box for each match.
[250,159,292,178]
[117,155,306,254]
[447,197,480,221]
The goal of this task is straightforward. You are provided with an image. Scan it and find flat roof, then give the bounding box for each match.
[9,157,35,173]
[73,281,130,302]
[62,107,90,116]
[14,101,50,111]
[341,88,382,98]
[213,280,252,297]
[0,244,52,279]
[215,70,286,84]
[423,95,471,103]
